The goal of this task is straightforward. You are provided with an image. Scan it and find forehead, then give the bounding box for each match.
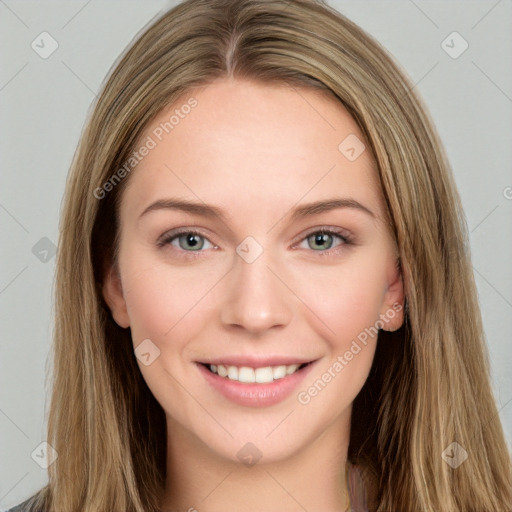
[120,77,384,223]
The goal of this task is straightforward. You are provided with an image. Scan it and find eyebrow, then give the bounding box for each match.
[138,197,375,222]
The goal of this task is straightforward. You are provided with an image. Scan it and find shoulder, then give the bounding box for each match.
[347,462,378,512]
[4,496,45,512]
[347,462,371,512]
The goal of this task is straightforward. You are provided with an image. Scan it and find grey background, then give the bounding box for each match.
[1,0,511,509]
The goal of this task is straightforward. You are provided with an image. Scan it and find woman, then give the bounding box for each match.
[8,0,511,510]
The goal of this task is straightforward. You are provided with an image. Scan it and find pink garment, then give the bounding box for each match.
[347,462,370,512]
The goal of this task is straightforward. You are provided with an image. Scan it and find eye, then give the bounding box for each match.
[157,227,352,257]
[297,228,352,254]
[157,229,215,254]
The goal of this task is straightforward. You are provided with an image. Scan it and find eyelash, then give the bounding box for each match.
[157,227,353,259]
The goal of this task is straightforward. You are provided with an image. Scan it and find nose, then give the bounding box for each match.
[220,244,293,334]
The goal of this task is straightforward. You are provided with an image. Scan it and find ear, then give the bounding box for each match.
[379,257,405,332]
[102,263,130,328]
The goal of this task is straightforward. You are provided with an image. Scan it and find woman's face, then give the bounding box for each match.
[103,77,404,464]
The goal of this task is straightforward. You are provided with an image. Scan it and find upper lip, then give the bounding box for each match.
[197,356,317,368]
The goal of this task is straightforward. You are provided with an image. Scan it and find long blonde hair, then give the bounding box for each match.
[23,0,511,510]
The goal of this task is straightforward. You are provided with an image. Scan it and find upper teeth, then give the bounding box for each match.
[210,364,302,383]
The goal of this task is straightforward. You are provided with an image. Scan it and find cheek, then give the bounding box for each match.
[295,256,387,346]
[119,258,219,414]
[293,303,380,422]
[122,267,172,342]
[291,255,387,408]
[123,254,219,349]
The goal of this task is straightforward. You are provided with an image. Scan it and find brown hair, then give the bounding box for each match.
[21,0,511,510]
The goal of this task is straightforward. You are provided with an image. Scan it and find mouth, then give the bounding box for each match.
[199,361,312,384]
[195,358,318,407]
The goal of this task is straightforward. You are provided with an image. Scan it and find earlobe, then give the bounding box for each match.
[380,258,405,332]
[102,264,130,328]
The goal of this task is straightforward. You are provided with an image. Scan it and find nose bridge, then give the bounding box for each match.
[220,236,293,332]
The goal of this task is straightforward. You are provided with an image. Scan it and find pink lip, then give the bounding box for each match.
[196,361,316,408]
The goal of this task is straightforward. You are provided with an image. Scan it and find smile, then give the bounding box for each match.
[196,359,317,407]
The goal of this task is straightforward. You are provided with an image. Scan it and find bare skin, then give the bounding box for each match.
[103,77,404,512]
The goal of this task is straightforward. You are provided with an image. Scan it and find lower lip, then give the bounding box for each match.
[196,362,316,408]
